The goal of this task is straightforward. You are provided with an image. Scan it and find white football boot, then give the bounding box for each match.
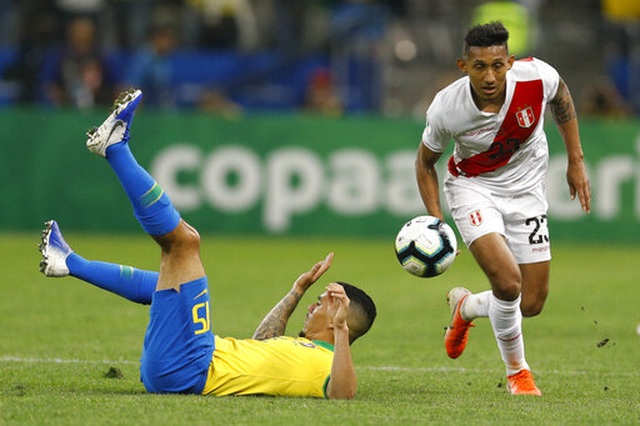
[39,220,73,277]
[86,88,143,157]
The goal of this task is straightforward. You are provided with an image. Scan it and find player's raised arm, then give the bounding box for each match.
[324,283,357,400]
[252,253,334,340]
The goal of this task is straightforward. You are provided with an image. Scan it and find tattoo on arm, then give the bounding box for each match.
[252,291,302,340]
[550,79,576,125]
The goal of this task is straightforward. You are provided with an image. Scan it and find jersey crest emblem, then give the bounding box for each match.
[516,106,535,128]
[469,210,483,226]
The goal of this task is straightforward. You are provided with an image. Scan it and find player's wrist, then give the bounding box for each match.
[567,154,584,163]
[334,323,349,334]
[290,284,306,296]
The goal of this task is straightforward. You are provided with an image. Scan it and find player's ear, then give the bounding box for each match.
[456,58,467,73]
[507,55,516,70]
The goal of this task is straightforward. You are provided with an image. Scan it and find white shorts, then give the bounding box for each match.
[444,180,551,264]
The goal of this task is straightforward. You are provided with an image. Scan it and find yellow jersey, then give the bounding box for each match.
[201,335,334,398]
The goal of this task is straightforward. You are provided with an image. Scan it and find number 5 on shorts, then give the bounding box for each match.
[192,301,211,335]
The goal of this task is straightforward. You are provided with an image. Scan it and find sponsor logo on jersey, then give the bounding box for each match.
[461,127,494,138]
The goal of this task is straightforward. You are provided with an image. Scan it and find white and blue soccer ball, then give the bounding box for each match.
[394,215,457,278]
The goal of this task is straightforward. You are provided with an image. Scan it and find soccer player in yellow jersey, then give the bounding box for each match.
[39,89,377,399]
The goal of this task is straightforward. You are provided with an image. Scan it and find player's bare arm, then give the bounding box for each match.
[416,143,444,219]
[549,78,576,124]
[549,78,591,213]
[252,253,334,340]
[324,283,357,400]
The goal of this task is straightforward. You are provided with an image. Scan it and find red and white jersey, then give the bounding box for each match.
[422,57,560,195]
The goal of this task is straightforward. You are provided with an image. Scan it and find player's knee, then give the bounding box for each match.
[177,221,201,251]
[521,293,547,317]
[521,301,543,317]
[488,270,522,301]
[493,284,521,301]
[158,220,201,254]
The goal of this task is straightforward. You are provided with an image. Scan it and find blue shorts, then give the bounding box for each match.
[140,277,215,394]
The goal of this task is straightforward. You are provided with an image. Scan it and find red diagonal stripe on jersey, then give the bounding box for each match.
[448,79,543,178]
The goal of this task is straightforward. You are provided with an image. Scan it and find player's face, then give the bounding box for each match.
[299,291,332,339]
[457,45,515,108]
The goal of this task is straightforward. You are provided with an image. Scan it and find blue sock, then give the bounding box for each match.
[67,253,158,305]
[106,142,180,236]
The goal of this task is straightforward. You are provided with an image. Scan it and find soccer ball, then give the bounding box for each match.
[394,215,457,278]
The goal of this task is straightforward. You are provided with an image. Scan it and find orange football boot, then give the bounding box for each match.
[444,287,475,359]
[507,369,542,396]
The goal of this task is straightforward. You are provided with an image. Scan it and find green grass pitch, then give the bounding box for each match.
[1,231,639,425]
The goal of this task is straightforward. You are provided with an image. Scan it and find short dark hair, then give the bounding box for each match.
[337,281,377,343]
[462,21,509,57]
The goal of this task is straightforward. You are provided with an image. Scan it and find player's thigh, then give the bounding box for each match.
[501,186,550,316]
[502,185,550,264]
[155,220,207,291]
[469,233,521,300]
[519,261,550,317]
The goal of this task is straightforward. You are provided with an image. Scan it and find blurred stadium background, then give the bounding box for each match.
[0,0,639,242]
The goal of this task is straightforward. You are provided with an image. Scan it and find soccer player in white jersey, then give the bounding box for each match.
[416,21,591,395]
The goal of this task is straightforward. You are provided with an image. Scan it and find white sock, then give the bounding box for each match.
[488,294,529,376]
[461,290,491,320]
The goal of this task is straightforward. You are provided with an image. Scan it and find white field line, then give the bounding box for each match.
[0,355,138,365]
[362,366,640,377]
[2,355,639,377]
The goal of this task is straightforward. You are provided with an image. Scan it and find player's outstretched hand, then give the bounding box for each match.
[292,252,334,293]
[326,282,350,330]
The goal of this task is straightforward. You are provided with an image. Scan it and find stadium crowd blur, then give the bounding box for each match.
[0,0,638,118]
